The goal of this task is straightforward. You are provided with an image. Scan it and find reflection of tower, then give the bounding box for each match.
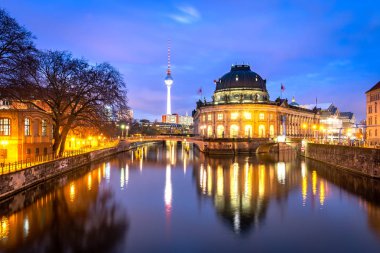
[164,41,173,115]
[164,164,172,219]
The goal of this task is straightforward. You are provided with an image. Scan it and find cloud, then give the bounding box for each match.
[169,5,201,24]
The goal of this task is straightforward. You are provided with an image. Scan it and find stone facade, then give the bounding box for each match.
[366,81,380,146]
[194,101,318,139]
[304,143,380,178]
[0,102,53,163]
[193,64,319,139]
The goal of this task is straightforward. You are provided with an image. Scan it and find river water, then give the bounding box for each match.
[1,142,380,253]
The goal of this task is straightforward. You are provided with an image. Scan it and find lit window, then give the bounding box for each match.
[202,115,206,122]
[231,112,239,120]
[0,118,10,136]
[244,112,251,119]
[208,114,212,121]
[42,119,47,136]
[25,118,30,136]
[259,113,265,120]
[217,113,223,120]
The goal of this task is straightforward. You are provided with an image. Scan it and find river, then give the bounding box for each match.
[1,141,380,253]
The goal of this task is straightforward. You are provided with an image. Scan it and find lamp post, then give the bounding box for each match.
[302,123,307,139]
[126,125,129,138]
[121,124,125,139]
[312,124,317,142]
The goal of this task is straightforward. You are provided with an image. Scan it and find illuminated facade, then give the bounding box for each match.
[162,113,193,125]
[0,100,53,163]
[193,65,318,138]
[301,102,356,142]
[366,81,380,146]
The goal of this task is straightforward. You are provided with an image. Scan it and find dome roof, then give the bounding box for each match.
[289,96,299,106]
[215,65,267,92]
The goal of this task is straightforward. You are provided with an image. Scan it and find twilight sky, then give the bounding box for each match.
[2,0,380,121]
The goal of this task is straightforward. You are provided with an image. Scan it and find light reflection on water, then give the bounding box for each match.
[0,142,380,252]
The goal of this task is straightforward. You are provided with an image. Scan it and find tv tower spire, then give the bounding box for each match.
[164,40,173,115]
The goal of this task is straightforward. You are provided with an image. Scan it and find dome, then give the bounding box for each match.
[289,96,299,107]
[215,65,267,92]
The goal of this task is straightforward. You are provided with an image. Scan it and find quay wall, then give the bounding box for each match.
[0,141,152,201]
[304,143,380,178]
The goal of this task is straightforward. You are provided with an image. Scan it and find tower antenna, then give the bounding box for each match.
[164,40,174,115]
[167,40,171,75]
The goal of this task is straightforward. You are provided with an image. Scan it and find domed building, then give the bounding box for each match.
[193,64,319,138]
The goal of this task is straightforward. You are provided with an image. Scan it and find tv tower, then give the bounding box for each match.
[164,41,173,115]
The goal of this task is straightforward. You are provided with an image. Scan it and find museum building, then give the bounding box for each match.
[193,64,319,138]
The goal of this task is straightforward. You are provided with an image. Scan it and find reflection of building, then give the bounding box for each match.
[0,161,127,252]
[366,82,380,146]
[193,65,318,138]
[194,157,300,233]
[0,100,53,163]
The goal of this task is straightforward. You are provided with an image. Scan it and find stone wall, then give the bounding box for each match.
[304,143,380,178]
[0,143,131,200]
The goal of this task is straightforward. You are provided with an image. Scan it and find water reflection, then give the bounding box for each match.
[0,162,128,253]
[1,143,380,252]
[194,153,300,234]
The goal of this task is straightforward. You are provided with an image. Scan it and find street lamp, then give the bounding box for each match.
[126,125,129,138]
[302,123,307,139]
[120,124,125,139]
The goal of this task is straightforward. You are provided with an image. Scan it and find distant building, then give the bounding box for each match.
[140,119,192,135]
[193,64,319,138]
[366,81,380,146]
[300,102,356,142]
[0,100,53,163]
[162,113,193,126]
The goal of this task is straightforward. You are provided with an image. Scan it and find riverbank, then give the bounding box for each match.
[0,141,157,201]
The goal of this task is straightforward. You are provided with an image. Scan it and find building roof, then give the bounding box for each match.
[214,64,267,92]
[300,103,333,111]
[340,112,354,119]
[366,81,380,93]
[289,96,299,106]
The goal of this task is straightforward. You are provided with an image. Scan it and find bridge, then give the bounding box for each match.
[122,135,301,155]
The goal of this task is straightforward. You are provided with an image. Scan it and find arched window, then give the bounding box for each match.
[269,125,275,137]
[217,125,225,138]
[258,125,265,137]
[230,125,239,138]
[25,118,31,136]
[207,125,213,137]
[41,119,47,136]
[244,125,252,137]
[0,118,10,136]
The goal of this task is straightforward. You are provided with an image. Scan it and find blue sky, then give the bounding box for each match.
[2,0,380,121]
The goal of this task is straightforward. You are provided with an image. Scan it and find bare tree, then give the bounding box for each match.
[0,8,37,84]
[1,50,128,156]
